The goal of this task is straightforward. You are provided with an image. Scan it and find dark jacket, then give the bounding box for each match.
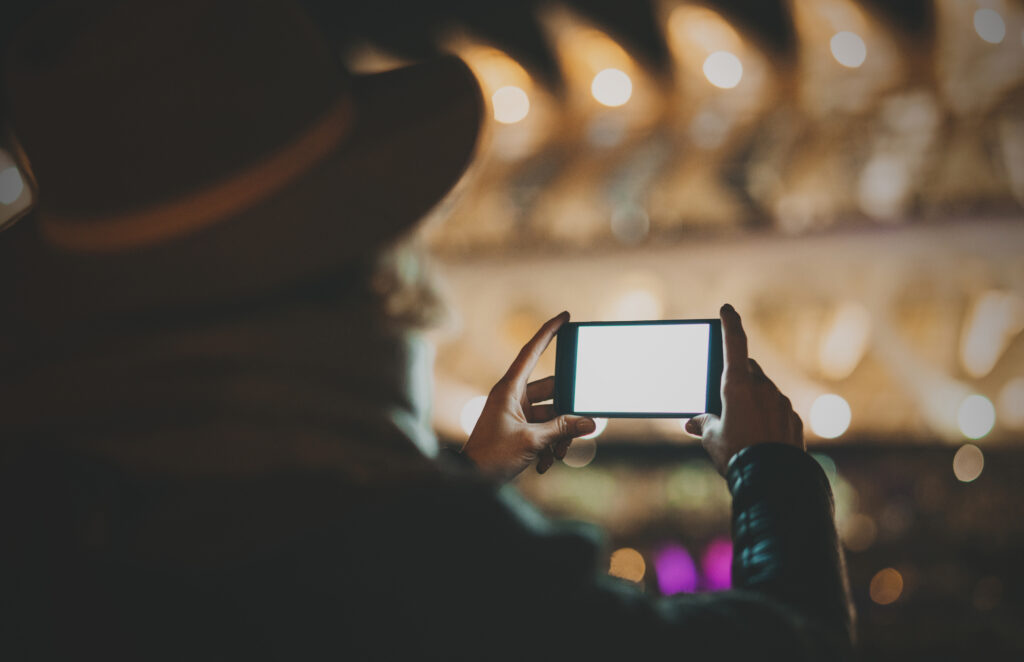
[1,438,853,660]
[0,298,852,659]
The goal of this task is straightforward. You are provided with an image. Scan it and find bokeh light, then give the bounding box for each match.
[459,395,488,436]
[563,437,598,468]
[701,537,732,590]
[590,68,632,107]
[958,394,996,440]
[810,394,852,439]
[609,547,646,582]
[0,166,25,205]
[870,567,904,605]
[829,31,867,68]
[953,443,984,483]
[841,513,878,552]
[974,8,1006,44]
[654,543,698,595]
[702,51,743,89]
[998,377,1024,428]
[491,85,530,124]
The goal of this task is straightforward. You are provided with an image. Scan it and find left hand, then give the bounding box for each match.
[462,311,596,481]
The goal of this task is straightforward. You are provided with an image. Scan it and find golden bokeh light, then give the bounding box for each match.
[702,51,743,89]
[869,567,904,605]
[563,437,598,468]
[959,291,1024,379]
[818,302,872,380]
[953,443,984,482]
[958,394,996,440]
[609,547,646,582]
[590,67,633,107]
[830,30,867,68]
[810,394,852,439]
[974,8,1006,44]
[491,85,530,124]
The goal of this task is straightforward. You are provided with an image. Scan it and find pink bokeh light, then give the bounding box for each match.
[654,543,698,595]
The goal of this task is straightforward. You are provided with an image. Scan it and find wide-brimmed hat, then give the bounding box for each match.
[0,0,481,325]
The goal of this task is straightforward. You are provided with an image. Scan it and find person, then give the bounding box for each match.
[0,0,853,659]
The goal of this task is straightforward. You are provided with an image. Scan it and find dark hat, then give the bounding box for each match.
[0,0,481,323]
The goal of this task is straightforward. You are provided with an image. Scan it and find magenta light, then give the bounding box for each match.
[701,537,732,591]
[654,543,697,595]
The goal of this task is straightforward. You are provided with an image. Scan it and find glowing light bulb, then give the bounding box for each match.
[953,444,984,482]
[958,394,995,439]
[702,51,743,89]
[830,31,867,68]
[0,166,25,205]
[459,395,488,436]
[810,394,852,439]
[491,85,530,124]
[974,9,1006,44]
[591,68,632,107]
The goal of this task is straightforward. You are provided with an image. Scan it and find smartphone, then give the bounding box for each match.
[554,319,723,418]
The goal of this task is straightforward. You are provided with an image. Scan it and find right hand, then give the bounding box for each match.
[684,304,805,475]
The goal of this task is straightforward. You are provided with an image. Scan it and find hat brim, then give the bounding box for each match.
[1,55,482,326]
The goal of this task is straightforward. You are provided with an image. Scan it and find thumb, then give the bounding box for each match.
[534,416,595,447]
[684,414,718,438]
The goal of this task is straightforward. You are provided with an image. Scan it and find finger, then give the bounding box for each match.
[526,376,555,403]
[553,438,572,460]
[533,415,595,447]
[501,312,569,393]
[536,450,555,474]
[791,411,804,443]
[748,358,777,389]
[684,413,719,438]
[720,304,749,383]
[527,403,556,423]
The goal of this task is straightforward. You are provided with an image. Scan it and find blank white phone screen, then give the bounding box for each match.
[573,324,711,414]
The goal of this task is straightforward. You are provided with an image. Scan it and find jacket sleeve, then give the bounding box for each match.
[421,443,856,659]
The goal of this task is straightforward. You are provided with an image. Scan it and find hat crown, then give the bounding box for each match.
[5,0,350,219]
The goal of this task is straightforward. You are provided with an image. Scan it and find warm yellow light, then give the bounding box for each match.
[609,547,646,582]
[960,291,1024,379]
[974,8,1006,44]
[830,31,867,68]
[869,568,903,605]
[459,395,488,437]
[591,68,632,107]
[958,394,995,440]
[702,51,743,89]
[810,394,852,439]
[818,302,871,380]
[953,443,984,482]
[841,513,878,552]
[999,377,1024,429]
[0,166,25,205]
[491,85,530,124]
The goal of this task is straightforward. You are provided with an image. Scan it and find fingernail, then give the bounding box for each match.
[721,303,734,314]
[576,418,595,433]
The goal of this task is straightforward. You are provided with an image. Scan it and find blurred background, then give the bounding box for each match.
[2,0,1023,658]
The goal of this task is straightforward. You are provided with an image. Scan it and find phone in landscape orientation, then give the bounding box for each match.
[554,319,723,418]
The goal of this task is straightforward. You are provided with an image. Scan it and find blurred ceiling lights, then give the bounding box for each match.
[332,3,1024,445]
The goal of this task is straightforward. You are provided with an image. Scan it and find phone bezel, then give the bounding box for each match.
[554,319,723,418]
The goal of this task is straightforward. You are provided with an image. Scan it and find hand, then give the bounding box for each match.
[462,311,597,481]
[684,304,805,475]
